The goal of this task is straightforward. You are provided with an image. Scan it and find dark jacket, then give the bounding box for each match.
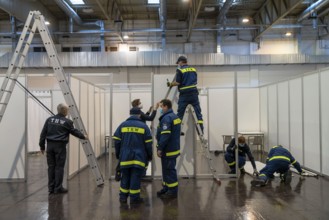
[266,145,302,173]
[176,64,198,95]
[113,116,153,170]
[226,138,256,169]
[39,113,85,150]
[156,109,181,158]
[140,110,157,123]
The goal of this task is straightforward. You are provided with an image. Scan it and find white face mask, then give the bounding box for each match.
[138,104,143,109]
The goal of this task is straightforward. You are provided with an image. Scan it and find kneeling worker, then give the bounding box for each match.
[225,136,258,175]
[251,145,303,186]
[113,107,153,204]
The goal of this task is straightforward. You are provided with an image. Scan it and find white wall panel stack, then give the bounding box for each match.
[303,74,320,172]
[0,76,26,180]
[320,69,329,175]
[289,78,303,164]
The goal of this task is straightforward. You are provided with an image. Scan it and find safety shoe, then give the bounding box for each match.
[240,168,246,175]
[157,189,167,197]
[282,170,292,184]
[54,187,68,194]
[228,170,236,174]
[130,197,144,204]
[251,178,267,187]
[159,192,177,199]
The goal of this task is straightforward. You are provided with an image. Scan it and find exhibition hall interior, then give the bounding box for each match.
[0,0,329,219]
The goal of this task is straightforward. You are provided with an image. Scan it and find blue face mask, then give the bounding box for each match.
[239,143,245,147]
[159,109,163,115]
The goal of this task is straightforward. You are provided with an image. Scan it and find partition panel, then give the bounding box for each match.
[100,92,105,154]
[289,78,303,164]
[88,85,95,153]
[112,92,130,130]
[0,76,26,180]
[268,85,278,147]
[277,82,289,148]
[260,87,268,151]
[79,82,88,168]
[69,78,80,176]
[94,87,101,157]
[321,69,329,175]
[238,88,259,132]
[208,88,233,151]
[51,90,65,111]
[303,74,320,172]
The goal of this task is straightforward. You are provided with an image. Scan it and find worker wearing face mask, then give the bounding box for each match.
[131,99,159,124]
[225,136,258,175]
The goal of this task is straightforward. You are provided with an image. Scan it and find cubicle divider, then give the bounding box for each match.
[0,76,26,180]
[208,88,260,151]
[260,67,329,175]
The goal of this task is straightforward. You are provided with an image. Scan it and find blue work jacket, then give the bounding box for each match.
[156,109,181,158]
[176,64,198,95]
[113,116,153,170]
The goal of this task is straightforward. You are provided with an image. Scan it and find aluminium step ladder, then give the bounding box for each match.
[0,11,104,186]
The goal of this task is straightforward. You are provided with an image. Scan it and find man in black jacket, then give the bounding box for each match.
[131,99,159,123]
[225,136,258,175]
[39,103,87,195]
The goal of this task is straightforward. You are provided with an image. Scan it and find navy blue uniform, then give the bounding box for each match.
[113,116,153,202]
[156,109,181,194]
[225,138,256,173]
[175,65,203,132]
[258,145,302,182]
[39,113,86,194]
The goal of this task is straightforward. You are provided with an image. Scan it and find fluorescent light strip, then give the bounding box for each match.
[148,0,159,4]
[70,0,85,5]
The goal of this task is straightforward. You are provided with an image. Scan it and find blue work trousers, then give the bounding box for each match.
[177,92,203,132]
[224,153,246,172]
[259,160,290,182]
[161,157,178,194]
[120,167,143,200]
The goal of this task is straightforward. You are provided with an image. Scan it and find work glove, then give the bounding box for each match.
[253,169,259,176]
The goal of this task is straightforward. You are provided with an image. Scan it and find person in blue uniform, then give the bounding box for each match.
[168,56,204,133]
[39,103,87,195]
[251,145,304,186]
[225,136,258,175]
[113,107,153,204]
[156,99,181,199]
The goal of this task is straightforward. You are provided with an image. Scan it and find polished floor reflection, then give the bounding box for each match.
[0,153,328,220]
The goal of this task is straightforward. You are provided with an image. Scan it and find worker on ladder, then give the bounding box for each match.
[167,56,204,133]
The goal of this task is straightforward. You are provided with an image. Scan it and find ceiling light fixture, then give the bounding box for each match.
[123,35,129,39]
[242,18,249,23]
[285,32,292,36]
[45,21,50,25]
[148,0,159,4]
[70,0,85,5]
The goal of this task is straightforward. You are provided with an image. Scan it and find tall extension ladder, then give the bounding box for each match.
[165,81,220,183]
[0,11,104,186]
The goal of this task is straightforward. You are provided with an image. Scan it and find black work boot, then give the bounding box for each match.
[240,168,246,175]
[282,170,292,184]
[251,178,267,187]
[130,197,144,204]
[157,189,167,197]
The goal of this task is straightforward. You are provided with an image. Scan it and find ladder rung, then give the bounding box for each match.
[0,103,8,105]
[1,90,12,93]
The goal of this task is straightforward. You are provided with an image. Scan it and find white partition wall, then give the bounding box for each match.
[303,74,320,172]
[277,82,289,148]
[69,77,80,176]
[94,87,101,157]
[321,69,329,175]
[268,85,278,148]
[79,81,89,168]
[260,67,329,174]
[260,87,268,151]
[289,78,303,164]
[0,76,26,180]
[88,85,95,153]
[112,92,130,130]
[208,88,260,151]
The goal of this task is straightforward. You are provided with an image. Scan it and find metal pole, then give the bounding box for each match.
[109,73,113,179]
[234,71,239,178]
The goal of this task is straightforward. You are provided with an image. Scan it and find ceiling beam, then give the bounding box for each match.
[253,0,304,41]
[186,0,204,42]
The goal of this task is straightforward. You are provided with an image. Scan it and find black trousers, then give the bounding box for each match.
[46,141,67,193]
